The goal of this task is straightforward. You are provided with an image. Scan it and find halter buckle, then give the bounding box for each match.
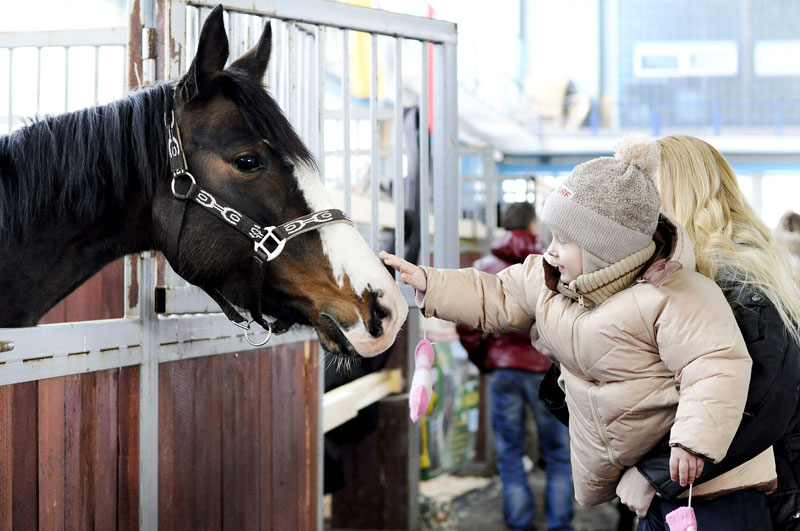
[171,172,197,200]
[254,226,287,262]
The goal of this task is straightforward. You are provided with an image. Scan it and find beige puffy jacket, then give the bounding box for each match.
[420,217,776,505]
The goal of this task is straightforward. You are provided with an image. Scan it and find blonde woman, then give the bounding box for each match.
[617,135,800,530]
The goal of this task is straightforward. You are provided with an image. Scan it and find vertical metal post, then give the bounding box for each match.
[484,148,498,253]
[6,48,12,132]
[419,43,429,267]
[316,25,326,181]
[369,33,379,251]
[393,37,404,274]
[287,21,296,125]
[36,47,42,114]
[341,29,351,215]
[432,42,458,268]
[94,46,100,105]
[138,253,159,531]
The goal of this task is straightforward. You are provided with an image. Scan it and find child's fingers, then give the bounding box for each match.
[678,458,689,486]
[687,458,696,485]
[669,453,678,482]
[695,458,704,480]
[379,251,413,273]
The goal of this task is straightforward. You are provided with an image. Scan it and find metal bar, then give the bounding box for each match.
[0,347,142,387]
[186,0,456,43]
[287,21,296,125]
[432,42,458,268]
[393,37,404,276]
[316,24,325,180]
[8,47,13,132]
[64,47,68,112]
[0,319,142,363]
[138,254,159,531]
[36,47,41,114]
[419,43,429,267]
[0,28,128,48]
[342,29,351,214]
[94,46,100,104]
[369,33,379,251]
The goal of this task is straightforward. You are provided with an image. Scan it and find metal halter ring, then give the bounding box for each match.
[233,319,273,347]
[171,172,197,199]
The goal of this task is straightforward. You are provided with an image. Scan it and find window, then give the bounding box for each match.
[633,41,738,78]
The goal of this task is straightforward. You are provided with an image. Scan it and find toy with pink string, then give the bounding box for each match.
[666,483,698,531]
[409,315,435,422]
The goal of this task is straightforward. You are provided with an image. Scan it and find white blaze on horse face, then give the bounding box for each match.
[293,164,408,357]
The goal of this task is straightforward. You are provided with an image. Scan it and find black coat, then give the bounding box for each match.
[540,282,800,529]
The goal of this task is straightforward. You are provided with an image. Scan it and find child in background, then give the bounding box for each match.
[381,136,775,528]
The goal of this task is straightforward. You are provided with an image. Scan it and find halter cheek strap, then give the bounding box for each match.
[163,108,353,346]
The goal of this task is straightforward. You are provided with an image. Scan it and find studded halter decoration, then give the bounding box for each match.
[164,107,353,346]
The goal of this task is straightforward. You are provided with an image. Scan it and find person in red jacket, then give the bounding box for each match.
[457,202,574,531]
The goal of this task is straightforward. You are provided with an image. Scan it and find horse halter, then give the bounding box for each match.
[164,108,353,346]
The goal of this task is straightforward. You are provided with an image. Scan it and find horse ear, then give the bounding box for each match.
[179,5,229,101]
[229,21,272,82]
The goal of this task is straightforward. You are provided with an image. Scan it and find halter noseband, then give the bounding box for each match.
[164,108,353,346]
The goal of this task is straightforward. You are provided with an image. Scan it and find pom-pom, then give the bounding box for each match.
[665,506,697,531]
[614,133,659,176]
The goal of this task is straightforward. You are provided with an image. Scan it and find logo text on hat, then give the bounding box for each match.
[556,185,574,198]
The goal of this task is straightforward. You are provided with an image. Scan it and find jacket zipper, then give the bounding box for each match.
[588,386,622,469]
[572,300,621,470]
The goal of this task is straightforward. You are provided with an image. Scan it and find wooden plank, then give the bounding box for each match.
[303,341,319,530]
[171,361,195,530]
[192,356,222,530]
[93,370,118,529]
[99,260,124,319]
[38,377,66,531]
[157,362,176,530]
[64,375,82,530]
[258,348,272,530]
[0,385,13,530]
[117,366,139,531]
[379,396,415,528]
[232,350,260,530]
[270,344,299,531]
[12,381,38,531]
[220,354,236,531]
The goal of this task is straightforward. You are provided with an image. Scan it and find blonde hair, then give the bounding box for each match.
[656,135,800,343]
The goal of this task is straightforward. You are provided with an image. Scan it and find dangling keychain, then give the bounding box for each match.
[409,314,434,422]
[665,483,697,531]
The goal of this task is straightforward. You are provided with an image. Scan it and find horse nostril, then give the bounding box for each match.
[367,290,389,338]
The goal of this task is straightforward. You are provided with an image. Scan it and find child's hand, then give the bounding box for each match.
[670,446,704,486]
[616,466,656,518]
[379,251,427,293]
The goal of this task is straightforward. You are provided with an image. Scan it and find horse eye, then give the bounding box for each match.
[233,155,261,173]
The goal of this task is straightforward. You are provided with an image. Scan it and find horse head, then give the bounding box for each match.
[154,6,407,358]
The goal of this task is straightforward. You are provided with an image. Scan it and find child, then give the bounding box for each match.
[381,137,776,522]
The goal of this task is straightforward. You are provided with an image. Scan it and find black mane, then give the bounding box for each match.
[0,83,171,245]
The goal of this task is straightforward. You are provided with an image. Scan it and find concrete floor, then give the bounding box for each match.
[418,462,636,531]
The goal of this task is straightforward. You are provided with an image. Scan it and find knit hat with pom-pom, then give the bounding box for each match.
[540,134,661,272]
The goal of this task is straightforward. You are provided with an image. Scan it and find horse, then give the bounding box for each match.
[0,5,408,359]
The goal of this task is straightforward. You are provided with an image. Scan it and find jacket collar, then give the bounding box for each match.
[542,213,695,305]
[555,241,656,308]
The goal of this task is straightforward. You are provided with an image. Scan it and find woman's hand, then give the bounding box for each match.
[616,466,656,518]
[670,446,704,486]
[379,251,427,293]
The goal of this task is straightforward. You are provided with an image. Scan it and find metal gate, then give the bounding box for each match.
[0,1,458,528]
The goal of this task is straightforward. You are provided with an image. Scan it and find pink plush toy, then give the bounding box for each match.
[665,484,698,531]
[409,338,435,422]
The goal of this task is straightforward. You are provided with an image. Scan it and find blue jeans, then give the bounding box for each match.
[490,369,574,531]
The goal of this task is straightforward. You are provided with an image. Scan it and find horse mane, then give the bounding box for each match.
[0,83,172,244]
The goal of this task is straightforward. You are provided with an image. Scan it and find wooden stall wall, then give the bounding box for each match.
[0,263,319,530]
